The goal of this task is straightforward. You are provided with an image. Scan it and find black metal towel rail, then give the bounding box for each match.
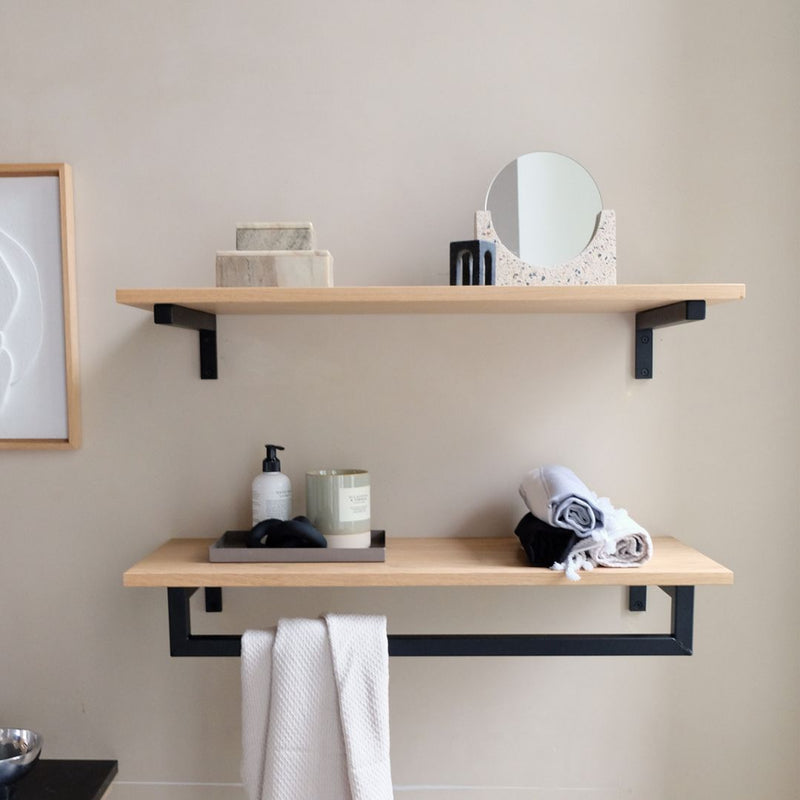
[166,585,695,658]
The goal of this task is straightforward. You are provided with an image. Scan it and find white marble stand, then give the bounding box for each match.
[217,221,333,286]
[236,222,315,251]
[216,250,333,287]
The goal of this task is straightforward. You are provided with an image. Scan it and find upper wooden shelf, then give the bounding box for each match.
[116,283,745,316]
[123,535,733,589]
[116,283,745,379]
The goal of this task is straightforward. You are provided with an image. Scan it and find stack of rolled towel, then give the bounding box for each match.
[515,464,653,581]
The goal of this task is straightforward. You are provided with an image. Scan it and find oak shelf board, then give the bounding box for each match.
[123,535,733,589]
[116,284,746,317]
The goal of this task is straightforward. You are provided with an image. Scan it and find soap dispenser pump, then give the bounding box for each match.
[252,444,292,524]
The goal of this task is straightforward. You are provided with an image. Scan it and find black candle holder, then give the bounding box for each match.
[449,239,496,285]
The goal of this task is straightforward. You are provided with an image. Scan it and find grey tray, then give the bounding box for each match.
[209,530,386,563]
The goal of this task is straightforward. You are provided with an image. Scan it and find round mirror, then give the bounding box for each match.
[485,152,602,267]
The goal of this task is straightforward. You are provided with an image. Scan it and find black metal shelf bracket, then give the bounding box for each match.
[154,303,218,379]
[635,300,706,379]
[147,299,711,382]
[165,585,694,658]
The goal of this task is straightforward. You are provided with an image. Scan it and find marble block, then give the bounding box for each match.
[236,222,315,251]
[216,250,333,287]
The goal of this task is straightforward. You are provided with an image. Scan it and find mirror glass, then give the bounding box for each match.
[485,152,602,267]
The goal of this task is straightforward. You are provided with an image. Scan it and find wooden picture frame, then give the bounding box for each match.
[0,163,80,449]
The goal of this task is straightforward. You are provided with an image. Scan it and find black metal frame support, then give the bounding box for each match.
[165,585,695,658]
[154,303,218,379]
[635,300,705,379]
[628,585,647,612]
[204,587,223,613]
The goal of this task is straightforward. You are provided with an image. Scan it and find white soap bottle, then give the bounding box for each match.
[252,444,292,524]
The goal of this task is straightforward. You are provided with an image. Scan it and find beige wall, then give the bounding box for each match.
[1,1,798,797]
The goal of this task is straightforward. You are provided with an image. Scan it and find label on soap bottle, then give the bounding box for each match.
[252,486,292,524]
[338,485,370,522]
[263,488,292,518]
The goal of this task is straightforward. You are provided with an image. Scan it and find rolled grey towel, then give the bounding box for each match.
[519,465,605,538]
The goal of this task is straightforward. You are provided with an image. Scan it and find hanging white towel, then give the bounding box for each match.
[326,614,393,800]
[241,616,393,800]
[519,465,605,539]
[241,629,274,800]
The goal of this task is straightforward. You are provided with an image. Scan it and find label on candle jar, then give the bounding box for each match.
[338,485,371,523]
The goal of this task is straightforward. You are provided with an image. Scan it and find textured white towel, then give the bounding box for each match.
[241,616,393,800]
[519,465,605,539]
[326,615,393,800]
[241,630,274,800]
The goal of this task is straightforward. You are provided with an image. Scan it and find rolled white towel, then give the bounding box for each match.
[553,501,653,581]
[519,465,605,539]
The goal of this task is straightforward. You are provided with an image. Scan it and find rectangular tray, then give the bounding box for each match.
[209,530,386,563]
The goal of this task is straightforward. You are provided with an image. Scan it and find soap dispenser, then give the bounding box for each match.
[252,444,292,524]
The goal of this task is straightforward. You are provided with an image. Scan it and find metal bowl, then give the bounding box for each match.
[0,729,42,785]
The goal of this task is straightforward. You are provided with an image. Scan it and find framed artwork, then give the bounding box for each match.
[0,163,80,449]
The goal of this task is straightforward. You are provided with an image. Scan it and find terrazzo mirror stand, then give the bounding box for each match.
[474,209,617,286]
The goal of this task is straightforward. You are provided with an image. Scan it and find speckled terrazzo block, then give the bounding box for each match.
[474,210,617,286]
[216,250,333,287]
[236,222,315,251]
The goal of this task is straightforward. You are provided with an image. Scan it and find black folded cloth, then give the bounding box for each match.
[247,516,327,548]
[514,512,579,567]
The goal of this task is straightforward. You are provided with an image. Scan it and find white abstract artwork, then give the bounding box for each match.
[0,175,69,440]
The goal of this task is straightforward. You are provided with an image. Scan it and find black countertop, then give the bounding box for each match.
[3,760,117,800]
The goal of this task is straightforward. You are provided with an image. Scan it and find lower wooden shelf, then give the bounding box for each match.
[123,537,732,659]
[123,535,732,588]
